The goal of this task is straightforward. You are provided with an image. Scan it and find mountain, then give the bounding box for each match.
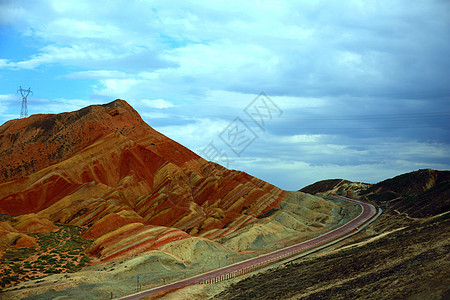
[300,169,450,218]
[0,100,347,296]
[361,169,450,217]
[0,100,284,230]
[300,179,371,199]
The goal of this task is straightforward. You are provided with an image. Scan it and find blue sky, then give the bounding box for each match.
[0,0,449,190]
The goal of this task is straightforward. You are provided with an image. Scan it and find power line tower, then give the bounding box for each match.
[17,86,32,118]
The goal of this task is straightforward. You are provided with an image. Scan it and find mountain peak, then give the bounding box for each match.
[97,99,140,117]
[0,99,165,183]
[102,98,131,108]
[0,98,296,248]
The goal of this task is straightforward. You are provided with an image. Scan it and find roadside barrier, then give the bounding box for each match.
[195,197,380,285]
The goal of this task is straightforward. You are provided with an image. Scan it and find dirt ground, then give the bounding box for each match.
[213,211,450,300]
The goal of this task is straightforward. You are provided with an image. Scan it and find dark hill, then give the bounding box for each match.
[300,169,449,218]
[300,179,371,199]
[300,179,353,194]
[361,169,450,218]
[362,168,448,198]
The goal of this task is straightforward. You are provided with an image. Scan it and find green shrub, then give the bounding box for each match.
[10,263,21,272]
[38,254,52,261]
[2,275,19,284]
[11,257,23,262]
[47,257,58,264]
[43,267,61,274]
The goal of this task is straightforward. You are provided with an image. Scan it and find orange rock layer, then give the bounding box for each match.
[0,213,57,249]
[0,99,287,258]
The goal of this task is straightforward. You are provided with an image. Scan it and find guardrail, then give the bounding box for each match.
[195,196,381,285]
[119,196,381,299]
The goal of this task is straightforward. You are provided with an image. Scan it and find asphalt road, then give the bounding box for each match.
[120,196,378,299]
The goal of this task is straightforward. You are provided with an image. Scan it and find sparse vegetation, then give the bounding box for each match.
[0,224,93,288]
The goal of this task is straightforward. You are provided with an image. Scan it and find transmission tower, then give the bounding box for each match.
[17,86,32,118]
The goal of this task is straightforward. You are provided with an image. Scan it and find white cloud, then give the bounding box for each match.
[140,112,171,119]
[0,95,19,121]
[2,0,448,98]
[0,0,449,190]
[28,98,93,115]
[93,78,140,97]
[0,94,15,101]
[4,44,119,70]
[47,18,122,40]
[223,139,450,190]
[0,59,12,68]
[65,70,129,79]
[154,117,230,150]
[0,95,12,115]
[49,0,90,14]
[275,134,324,144]
[140,99,175,109]
[164,40,278,77]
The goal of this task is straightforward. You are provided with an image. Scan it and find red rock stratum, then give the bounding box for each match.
[1,100,321,260]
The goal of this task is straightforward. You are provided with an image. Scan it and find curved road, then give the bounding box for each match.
[120,196,378,299]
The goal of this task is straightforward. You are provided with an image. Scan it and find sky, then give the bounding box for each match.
[0,0,449,190]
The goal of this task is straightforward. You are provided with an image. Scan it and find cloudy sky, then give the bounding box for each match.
[0,0,449,190]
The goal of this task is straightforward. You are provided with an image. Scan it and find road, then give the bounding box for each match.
[120,196,378,299]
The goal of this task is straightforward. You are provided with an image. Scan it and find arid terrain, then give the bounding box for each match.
[0,100,357,299]
[210,169,449,299]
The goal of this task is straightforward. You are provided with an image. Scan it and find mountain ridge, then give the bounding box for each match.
[300,168,450,217]
[0,99,199,184]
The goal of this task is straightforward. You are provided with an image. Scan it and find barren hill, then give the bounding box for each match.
[0,100,167,183]
[300,179,371,199]
[0,100,349,297]
[0,100,282,227]
[361,169,450,217]
[300,169,450,218]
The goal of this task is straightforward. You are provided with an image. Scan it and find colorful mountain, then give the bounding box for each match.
[0,100,338,265]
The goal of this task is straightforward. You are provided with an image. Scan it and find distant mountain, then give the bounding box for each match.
[361,169,450,218]
[300,179,371,199]
[300,169,450,218]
